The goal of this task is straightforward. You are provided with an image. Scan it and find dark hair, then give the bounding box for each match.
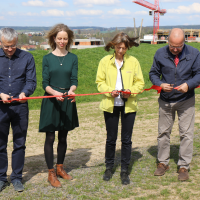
[46,23,74,51]
[105,32,139,52]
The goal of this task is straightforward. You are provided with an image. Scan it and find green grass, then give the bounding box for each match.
[6,42,199,199]
[29,43,200,110]
[1,94,200,199]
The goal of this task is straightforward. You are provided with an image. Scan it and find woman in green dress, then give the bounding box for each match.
[39,24,79,188]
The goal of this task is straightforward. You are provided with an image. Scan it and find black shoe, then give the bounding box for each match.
[103,169,113,181]
[0,181,8,192]
[120,171,130,185]
[12,180,24,192]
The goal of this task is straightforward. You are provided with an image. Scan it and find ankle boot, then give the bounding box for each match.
[56,164,73,180]
[48,168,62,188]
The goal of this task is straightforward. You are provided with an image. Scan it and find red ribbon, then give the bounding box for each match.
[174,85,200,90]
[143,85,162,94]
[1,85,163,103]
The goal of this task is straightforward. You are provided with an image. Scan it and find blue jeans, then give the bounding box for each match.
[0,102,28,182]
[104,106,136,171]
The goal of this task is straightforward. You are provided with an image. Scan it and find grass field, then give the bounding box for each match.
[27,43,154,109]
[1,43,200,199]
[1,94,200,199]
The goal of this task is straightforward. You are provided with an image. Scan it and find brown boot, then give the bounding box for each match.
[56,164,73,180]
[48,169,62,188]
[178,168,189,181]
[154,163,169,176]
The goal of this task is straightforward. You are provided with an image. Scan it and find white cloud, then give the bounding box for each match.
[22,0,43,6]
[41,9,65,16]
[0,16,5,20]
[163,15,177,19]
[6,11,39,17]
[23,12,39,16]
[4,8,103,18]
[66,11,75,17]
[8,12,17,16]
[80,4,93,8]
[162,0,190,2]
[162,0,180,1]
[22,0,68,7]
[168,3,200,14]
[188,15,200,20]
[9,3,17,7]
[66,9,104,16]
[134,11,148,15]
[74,0,120,6]
[108,9,131,15]
[76,9,103,15]
[43,8,103,17]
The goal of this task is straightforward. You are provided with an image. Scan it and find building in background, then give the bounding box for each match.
[21,45,37,51]
[40,44,51,50]
[141,29,200,44]
[72,38,105,49]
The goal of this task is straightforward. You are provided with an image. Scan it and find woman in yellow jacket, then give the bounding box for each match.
[96,32,144,185]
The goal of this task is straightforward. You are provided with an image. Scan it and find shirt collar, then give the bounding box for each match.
[174,45,185,60]
[110,52,127,64]
[115,59,123,69]
[0,48,20,58]
[178,45,185,60]
[0,48,5,57]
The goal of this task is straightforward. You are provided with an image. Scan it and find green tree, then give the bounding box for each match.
[18,34,29,44]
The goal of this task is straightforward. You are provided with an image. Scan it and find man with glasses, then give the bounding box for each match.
[0,28,36,192]
[149,28,200,181]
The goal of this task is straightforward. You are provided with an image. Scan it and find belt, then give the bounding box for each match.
[50,85,70,90]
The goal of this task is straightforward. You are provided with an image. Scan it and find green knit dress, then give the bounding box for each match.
[39,52,79,132]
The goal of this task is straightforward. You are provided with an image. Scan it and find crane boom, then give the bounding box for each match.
[133,0,166,13]
[133,0,166,44]
[133,0,156,10]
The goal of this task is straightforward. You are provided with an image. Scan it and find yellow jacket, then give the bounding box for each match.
[96,53,145,113]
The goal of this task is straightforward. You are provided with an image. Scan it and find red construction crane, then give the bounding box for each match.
[133,0,166,43]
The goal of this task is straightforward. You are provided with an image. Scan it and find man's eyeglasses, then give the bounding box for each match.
[169,44,184,50]
[2,44,17,50]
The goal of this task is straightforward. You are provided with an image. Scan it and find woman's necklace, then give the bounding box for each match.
[57,56,65,66]
[54,50,68,66]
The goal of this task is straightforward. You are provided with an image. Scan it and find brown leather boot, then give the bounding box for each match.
[154,163,169,176]
[178,168,189,181]
[56,164,73,180]
[48,168,62,188]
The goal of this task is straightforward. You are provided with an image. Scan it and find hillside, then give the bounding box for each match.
[1,25,200,32]
[29,43,200,110]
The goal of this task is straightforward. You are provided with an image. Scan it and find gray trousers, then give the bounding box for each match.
[157,96,195,169]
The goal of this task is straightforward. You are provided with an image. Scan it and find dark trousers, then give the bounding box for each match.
[104,106,136,171]
[0,103,28,182]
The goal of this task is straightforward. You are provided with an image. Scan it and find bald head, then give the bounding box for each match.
[168,28,185,55]
[168,28,185,44]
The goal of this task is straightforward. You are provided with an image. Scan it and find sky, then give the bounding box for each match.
[0,0,200,28]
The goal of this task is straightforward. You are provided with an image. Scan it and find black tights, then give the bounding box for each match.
[44,130,68,169]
